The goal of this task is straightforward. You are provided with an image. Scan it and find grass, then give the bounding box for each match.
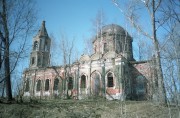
[0,98,179,118]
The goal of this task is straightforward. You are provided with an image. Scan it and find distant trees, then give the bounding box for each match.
[0,0,37,101]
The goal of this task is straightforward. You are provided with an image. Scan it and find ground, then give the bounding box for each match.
[0,98,179,118]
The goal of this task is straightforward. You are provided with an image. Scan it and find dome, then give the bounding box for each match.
[102,24,127,35]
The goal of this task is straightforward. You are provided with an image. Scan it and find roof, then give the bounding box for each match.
[93,24,132,43]
[102,24,126,34]
[37,21,48,37]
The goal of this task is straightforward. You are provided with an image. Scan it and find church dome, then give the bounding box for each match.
[102,24,126,35]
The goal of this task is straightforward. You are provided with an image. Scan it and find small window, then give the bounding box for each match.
[33,41,38,50]
[45,79,49,91]
[31,57,35,65]
[45,41,48,51]
[81,75,86,88]
[68,77,73,90]
[53,78,59,90]
[25,80,29,92]
[107,72,113,87]
[104,43,108,53]
[36,80,41,91]
[94,45,97,53]
[38,57,41,65]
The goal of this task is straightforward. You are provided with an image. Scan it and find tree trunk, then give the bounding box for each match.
[4,38,12,101]
[152,0,166,104]
[2,0,12,101]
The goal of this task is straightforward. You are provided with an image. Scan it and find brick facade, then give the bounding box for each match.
[23,22,154,100]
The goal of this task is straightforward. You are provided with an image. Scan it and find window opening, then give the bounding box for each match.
[25,80,29,92]
[36,80,41,91]
[81,75,86,88]
[38,57,41,66]
[136,76,145,94]
[33,41,38,50]
[45,79,49,91]
[68,77,73,90]
[104,43,108,53]
[31,57,35,65]
[107,73,113,87]
[53,78,59,90]
[45,41,48,51]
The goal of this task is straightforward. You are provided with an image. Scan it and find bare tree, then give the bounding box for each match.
[83,10,107,56]
[49,33,61,66]
[83,36,93,55]
[91,10,106,35]
[59,32,75,98]
[161,22,180,106]
[112,0,168,104]
[0,0,37,101]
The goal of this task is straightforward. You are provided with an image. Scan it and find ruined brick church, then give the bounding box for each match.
[23,21,155,100]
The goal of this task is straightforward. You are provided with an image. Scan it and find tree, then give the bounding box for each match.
[161,22,180,105]
[112,0,168,104]
[59,32,75,98]
[83,10,107,56]
[0,0,36,101]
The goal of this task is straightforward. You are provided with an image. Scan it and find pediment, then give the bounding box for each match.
[103,51,116,59]
[79,54,90,62]
[90,53,101,60]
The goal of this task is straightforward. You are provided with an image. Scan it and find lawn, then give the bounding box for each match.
[0,98,179,118]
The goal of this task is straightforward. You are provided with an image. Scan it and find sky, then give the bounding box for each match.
[36,0,125,37]
[35,0,132,58]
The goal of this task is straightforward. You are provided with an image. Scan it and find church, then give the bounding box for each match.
[23,21,155,100]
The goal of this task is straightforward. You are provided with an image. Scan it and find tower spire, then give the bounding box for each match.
[38,20,48,37]
[30,21,51,69]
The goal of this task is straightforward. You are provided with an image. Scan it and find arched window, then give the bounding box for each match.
[45,79,49,91]
[38,57,41,65]
[81,75,86,88]
[104,43,108,53]
[53,78,59,90]
[68,77,73,90]
[31,57,35,65]
[136,75,145,94]
[94,45,97,53]
[33,41,38,51]
[107,72,113,87]
[36,80,41,91]
[45,41,48,51]
[25,79,29,92]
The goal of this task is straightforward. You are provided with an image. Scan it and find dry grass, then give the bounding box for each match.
[0,98,179,118]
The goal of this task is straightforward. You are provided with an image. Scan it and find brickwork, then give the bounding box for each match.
[23,22,154,100]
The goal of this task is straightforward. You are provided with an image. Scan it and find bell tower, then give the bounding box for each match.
[30,21,51,69]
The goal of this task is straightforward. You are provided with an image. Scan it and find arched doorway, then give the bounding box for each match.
[80,75,86,95]
[136,75,146,100]
[91,72,101,96]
